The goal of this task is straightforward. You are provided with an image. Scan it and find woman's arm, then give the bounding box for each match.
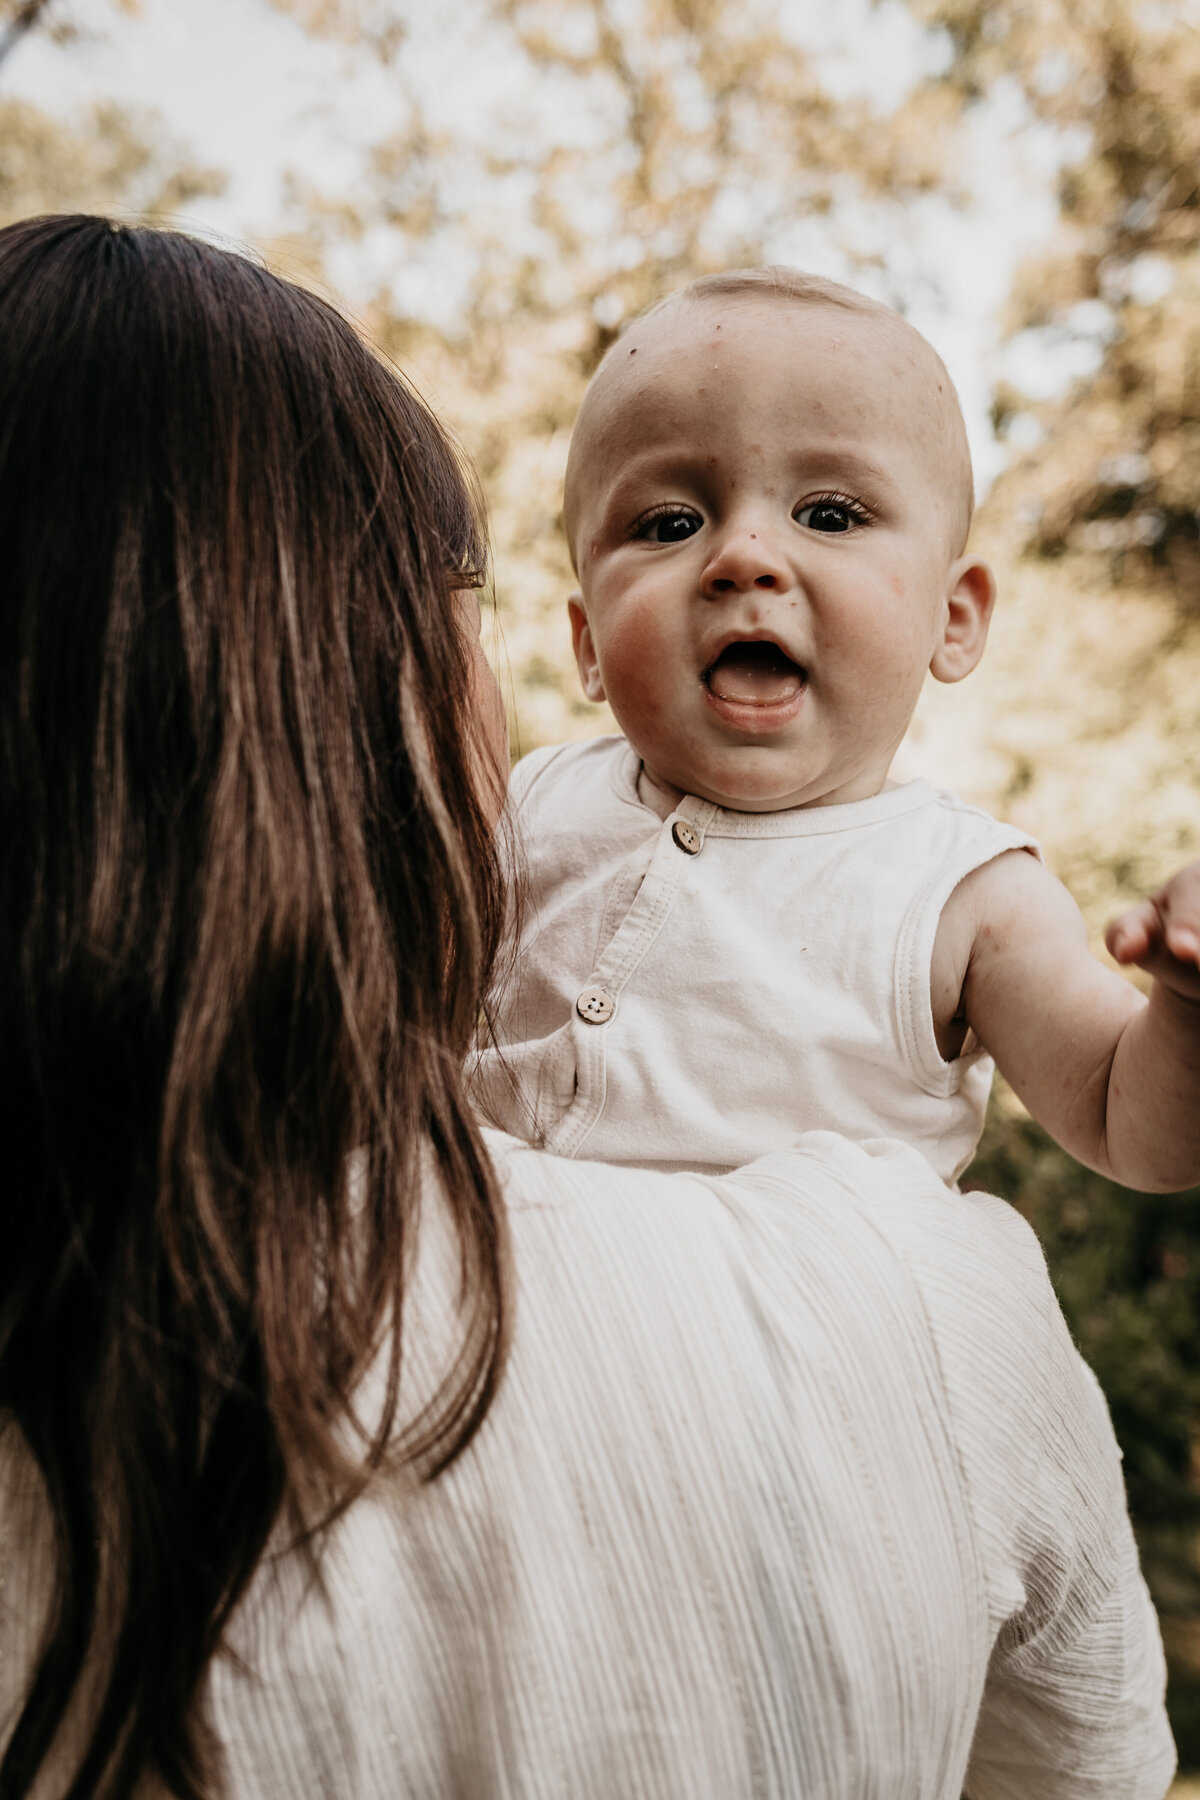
[867,1167,1177,1800]
[949,1198,1176,1800]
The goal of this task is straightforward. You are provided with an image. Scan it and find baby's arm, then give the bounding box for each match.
[933,853,1200,1192]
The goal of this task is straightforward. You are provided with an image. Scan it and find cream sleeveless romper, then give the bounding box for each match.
[473,737,1038,1183]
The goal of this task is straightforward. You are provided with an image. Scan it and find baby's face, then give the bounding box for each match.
[565,297,992,811]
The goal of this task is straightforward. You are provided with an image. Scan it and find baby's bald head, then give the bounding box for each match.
[564,267,975,571]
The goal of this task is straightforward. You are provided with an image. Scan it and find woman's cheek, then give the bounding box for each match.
[468,640,510,827]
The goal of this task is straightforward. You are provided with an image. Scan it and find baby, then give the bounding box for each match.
[473,267,1200,1192]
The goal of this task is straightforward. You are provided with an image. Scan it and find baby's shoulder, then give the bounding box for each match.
[920,783,1032,844]
[894,786,1042,899]
[507,734,636,814]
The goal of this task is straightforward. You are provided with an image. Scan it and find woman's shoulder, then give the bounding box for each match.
[490,1127,1118,1539]
[484,1131,1020,1471]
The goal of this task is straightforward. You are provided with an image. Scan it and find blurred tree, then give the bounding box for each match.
[0,0,224,223]
[912,0,1200,600]
[905,0,1200,922]
[0,0,55,72]
[912,0,1200,1761]
[0,0,146,69]
[0,94,223,221]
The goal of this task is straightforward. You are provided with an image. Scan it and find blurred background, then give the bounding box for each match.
[3,0,1199,1776]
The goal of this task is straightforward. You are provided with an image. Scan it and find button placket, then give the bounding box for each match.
[551,795,719,1159]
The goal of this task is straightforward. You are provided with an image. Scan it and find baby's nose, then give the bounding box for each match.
[701,527,790,597]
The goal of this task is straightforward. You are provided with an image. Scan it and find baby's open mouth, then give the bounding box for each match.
[703,641,807,708]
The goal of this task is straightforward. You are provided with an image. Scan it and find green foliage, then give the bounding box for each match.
[915,0,1200,607]
[919,54,1200,1748]
[969,1090,1200,1765]
[905,0,1200,936]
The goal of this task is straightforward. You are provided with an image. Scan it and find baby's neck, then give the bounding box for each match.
[635,758,903,820]
[636,762,686,821]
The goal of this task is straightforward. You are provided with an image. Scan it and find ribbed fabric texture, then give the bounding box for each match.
[0,1132,1175,1798]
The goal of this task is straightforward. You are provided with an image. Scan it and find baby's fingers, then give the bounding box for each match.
[1106,900,1162,966]
[1164,918,1200,967]
[1157,862,1200,968]
[1108,864,1200,1001]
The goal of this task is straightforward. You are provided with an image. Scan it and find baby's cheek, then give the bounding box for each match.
[600,632,693,775]
[604,666,669,748]
[854,587,928,663]
[598,614,671,712]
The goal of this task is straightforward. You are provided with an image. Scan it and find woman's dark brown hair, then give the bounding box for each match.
[0,215,509,1798]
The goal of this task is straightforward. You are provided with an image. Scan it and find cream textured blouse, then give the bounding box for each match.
[1,1132,1175,1799]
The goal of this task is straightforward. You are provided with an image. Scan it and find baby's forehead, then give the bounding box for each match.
[592,294,944,438]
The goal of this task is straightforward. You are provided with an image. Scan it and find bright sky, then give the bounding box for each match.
[3,0,1073,488]
[5,0,386,236]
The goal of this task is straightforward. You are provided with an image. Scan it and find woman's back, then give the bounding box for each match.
[4,1132,1170,1798]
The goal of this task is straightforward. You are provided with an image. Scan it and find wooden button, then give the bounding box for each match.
[671,819,701,855]
[576,985,615,1024]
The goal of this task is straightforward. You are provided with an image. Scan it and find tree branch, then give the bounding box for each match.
[0,0,56,74]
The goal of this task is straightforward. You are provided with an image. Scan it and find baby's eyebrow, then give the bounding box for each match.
[595,454,708,514]
[786,447,895,490]
[608,444,708,483]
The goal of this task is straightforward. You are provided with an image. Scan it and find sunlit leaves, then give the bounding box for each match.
[0,96,223,221]
[918,0,1200,605]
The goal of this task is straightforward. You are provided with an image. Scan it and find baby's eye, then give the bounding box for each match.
[794,497,869,534]
[633,507,702,544]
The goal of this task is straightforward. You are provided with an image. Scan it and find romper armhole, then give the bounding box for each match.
[894,816,1041,1098]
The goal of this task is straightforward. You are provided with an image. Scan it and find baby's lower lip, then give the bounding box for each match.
[701,642,808,731]
[701,680,807,732]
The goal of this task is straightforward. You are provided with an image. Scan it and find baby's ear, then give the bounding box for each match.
[568,593,607,703]
[930,557,995,684]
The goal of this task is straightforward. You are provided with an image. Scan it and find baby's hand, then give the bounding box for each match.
[1106,862,1200,1002]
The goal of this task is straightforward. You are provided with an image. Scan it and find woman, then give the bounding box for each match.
[0,216,1174,1800]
